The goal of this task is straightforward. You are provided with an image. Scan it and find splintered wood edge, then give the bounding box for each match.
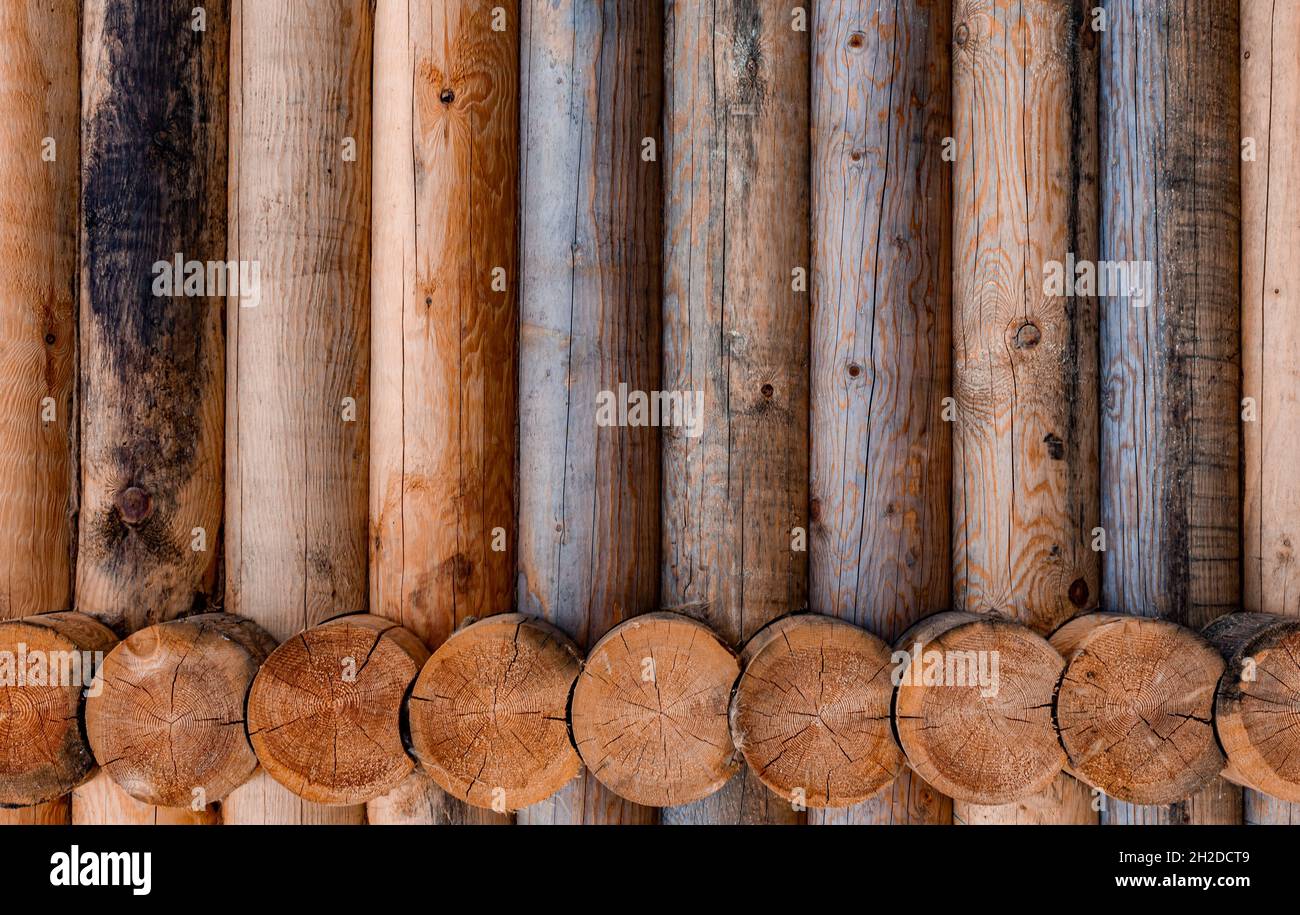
[730,614,903,808]
[247,614,428,806]
[0,613,118,806]
[1205,612,1300,801]
[1051,613,1224,805]
[85,613,275,806]
[571,612,741,807]
[893,612,1065,805]
[409,612,582,810]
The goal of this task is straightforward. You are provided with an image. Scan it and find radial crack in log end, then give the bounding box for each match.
[0,613,118,806]
[247,613,427,806]
[893,611,1064,805]
[730,614,902,808]
[570,612,740,807]
[85,612,275,807]
[1052,613,1224,805]
[409,612,580,811]
[1204,612,1300,802]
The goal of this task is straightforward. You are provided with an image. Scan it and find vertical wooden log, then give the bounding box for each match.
[74,0,229,826]
[806,0,952,825]
[78,0,226,631]
[1099,0,1241,824]
[1239,0,1298,825]
[950,0,1099,823]
[516,0,662,824]
[657,0,808,825]
[222,0,372,826]
[0,0,79,827]
[367,0,518,825]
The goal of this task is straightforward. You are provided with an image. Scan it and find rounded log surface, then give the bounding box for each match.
[893,611,1064,805]
[1204,612,1300,801]
[730,614,903,808]
[409,613,581,810]
[247,614,428,806]
[0,613,117,805]
[1051,613,1224,805]
[570,612,740,807]
[85,613,275,806]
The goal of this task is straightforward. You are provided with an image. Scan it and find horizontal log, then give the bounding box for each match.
[247,614,426,806]
[0,613,117,806]
[570,612,738,808]
[1203,612,1300,802]
[730,614,901,809]
[409,614,580,811]
[893,612,1065,805]
[1051,613,1224,805]
[85,613,274,807]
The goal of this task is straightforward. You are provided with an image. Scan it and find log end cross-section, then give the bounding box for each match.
[570,612,740,808]
[0,613,118,806]
[893,612,1065,805]
[1051,613,1224,806]
[247,614,428,806]
[409,613,581,811]
[730,614,903,809]
[1204,612,1300,802]
[85,612,275,807]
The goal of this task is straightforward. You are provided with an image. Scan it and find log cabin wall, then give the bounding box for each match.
[0,0,1293,828]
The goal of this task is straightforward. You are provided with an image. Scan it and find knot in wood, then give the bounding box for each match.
[114,486,152,524]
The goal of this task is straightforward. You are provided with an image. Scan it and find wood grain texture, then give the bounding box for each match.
[0,0,78,624]
[78,0,226,633]
[730,614,902,808]
[1241,0,1300,825]
[222,0,372,826]
[367,0,519,827]
[659,0,809,826]
[515,0,662,825]
[1098,0,1241,825]
[247,614,427,806]
[0,0,80,829]
[809,0,952,825]
[1203,613,1300,802]
[71,773,218,825]
[85,613,274,807]
[951,0,1098,824]
[0,613,117,805]
[75,0,228,827]
[1051,613,1224,805]
[569,613,739,808]
[370,0,518,648]
[410,613,581,810]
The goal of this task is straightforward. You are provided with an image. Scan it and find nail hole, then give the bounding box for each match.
[44,333,56,345]
[440,88,455,104]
